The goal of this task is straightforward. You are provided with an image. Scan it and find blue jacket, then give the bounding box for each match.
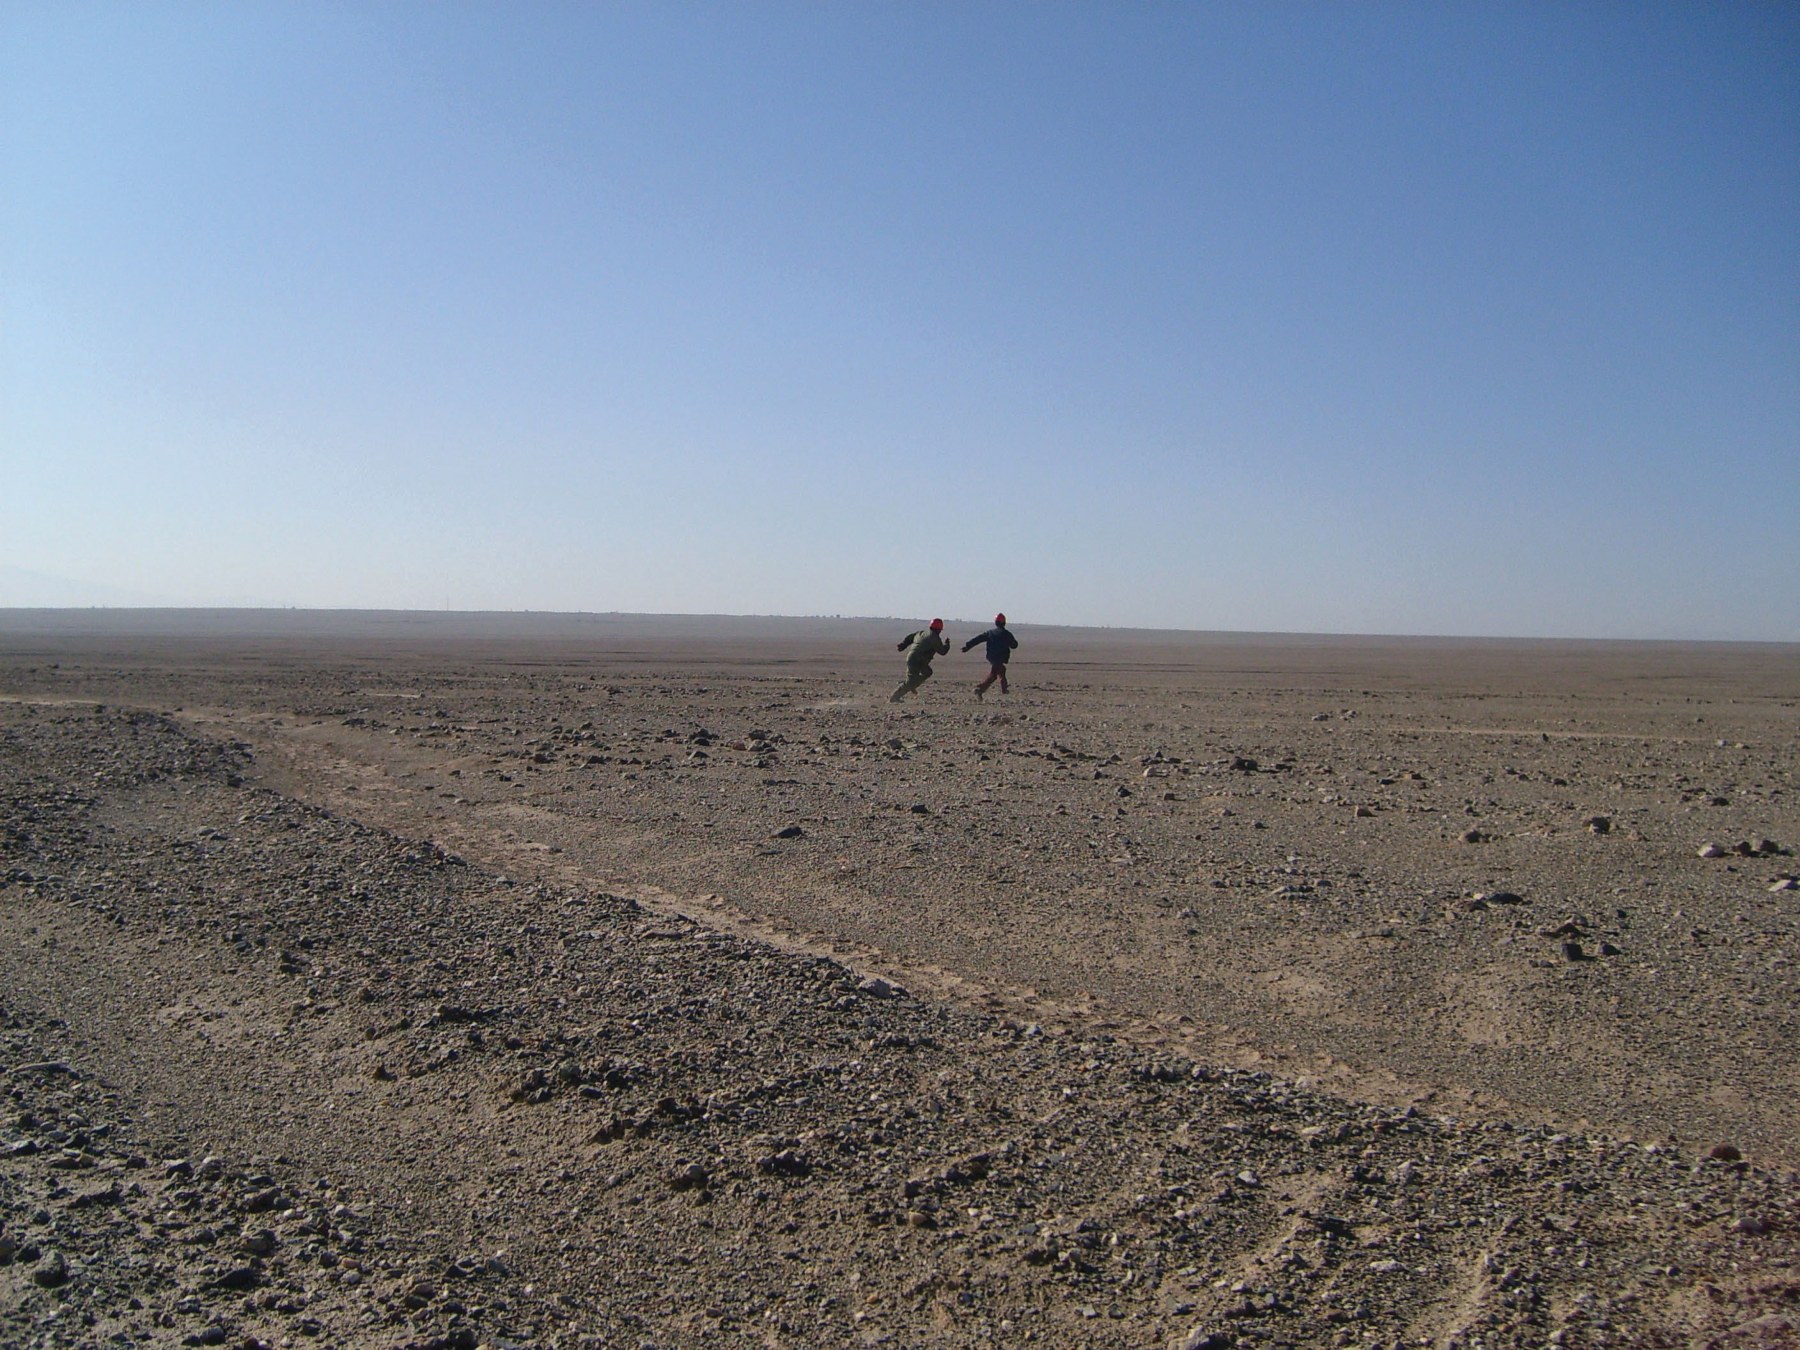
[962,626,1018,664]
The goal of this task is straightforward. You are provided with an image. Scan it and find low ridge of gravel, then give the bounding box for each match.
[4,698,1799,1347]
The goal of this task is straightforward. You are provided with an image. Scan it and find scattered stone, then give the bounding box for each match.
[30,1248,69,1287]
[4,652,1798,1350]
[240,1228,278,1256]
[756,1149,812,1177]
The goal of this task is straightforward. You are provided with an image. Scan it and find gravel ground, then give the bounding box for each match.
[2,616,1797,1347]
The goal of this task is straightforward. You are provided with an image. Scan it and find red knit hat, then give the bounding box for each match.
[994,613,1006,626]
[929,618,943,631]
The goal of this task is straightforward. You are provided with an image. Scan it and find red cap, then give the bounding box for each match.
[994,613,1006,626]
[929,618,943,631]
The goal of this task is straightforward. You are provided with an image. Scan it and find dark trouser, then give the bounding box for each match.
[976,661,1008,694]
[891,665,934,701]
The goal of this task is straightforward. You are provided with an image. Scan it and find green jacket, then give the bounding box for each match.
[899,629,950,672]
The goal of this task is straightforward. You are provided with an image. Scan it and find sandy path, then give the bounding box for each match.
[157,643,1799,1168]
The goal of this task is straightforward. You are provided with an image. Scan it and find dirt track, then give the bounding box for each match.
[3,611,1797,1348]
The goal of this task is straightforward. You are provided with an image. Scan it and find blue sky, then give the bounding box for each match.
[3,3,1795,639]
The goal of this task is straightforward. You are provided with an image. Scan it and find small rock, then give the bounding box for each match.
[240,1229,278,1257]
[30,1249,68,1288]
[1586,816,1611,834]
[242,1186,284,1213]
[1698,844,1726,859]
[945,1153,991,1184]
[757,1149,812,1177]
[1459,829,1486,844]
[772,824,805,840]
[212,1264,260,1290]
[670,1162,709,1192]
[1709,1143,1743,1163]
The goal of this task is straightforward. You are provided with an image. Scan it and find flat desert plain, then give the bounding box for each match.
[2,610,1797,1349]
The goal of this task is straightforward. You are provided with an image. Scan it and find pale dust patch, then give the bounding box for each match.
[1401,1236,1503,1346]
[1165,1170,1350,1332]
[1255,967,1344,1018]
[1443,965,1564,1054]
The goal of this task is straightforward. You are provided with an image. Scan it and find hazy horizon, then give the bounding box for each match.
[5,5,1795,642]
[3,599,1797,652]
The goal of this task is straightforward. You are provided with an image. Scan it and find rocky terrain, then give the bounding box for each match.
[2,612,1797,1348]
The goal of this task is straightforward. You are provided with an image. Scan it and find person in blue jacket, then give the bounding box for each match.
[962,613,1019,700]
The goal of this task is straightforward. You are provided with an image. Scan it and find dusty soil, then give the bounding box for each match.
[2,610,1797,1348]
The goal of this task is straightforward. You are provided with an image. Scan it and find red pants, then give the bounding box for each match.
[977,662,1008,694]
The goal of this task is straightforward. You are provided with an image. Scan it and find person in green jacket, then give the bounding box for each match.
[891,619,950,702]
